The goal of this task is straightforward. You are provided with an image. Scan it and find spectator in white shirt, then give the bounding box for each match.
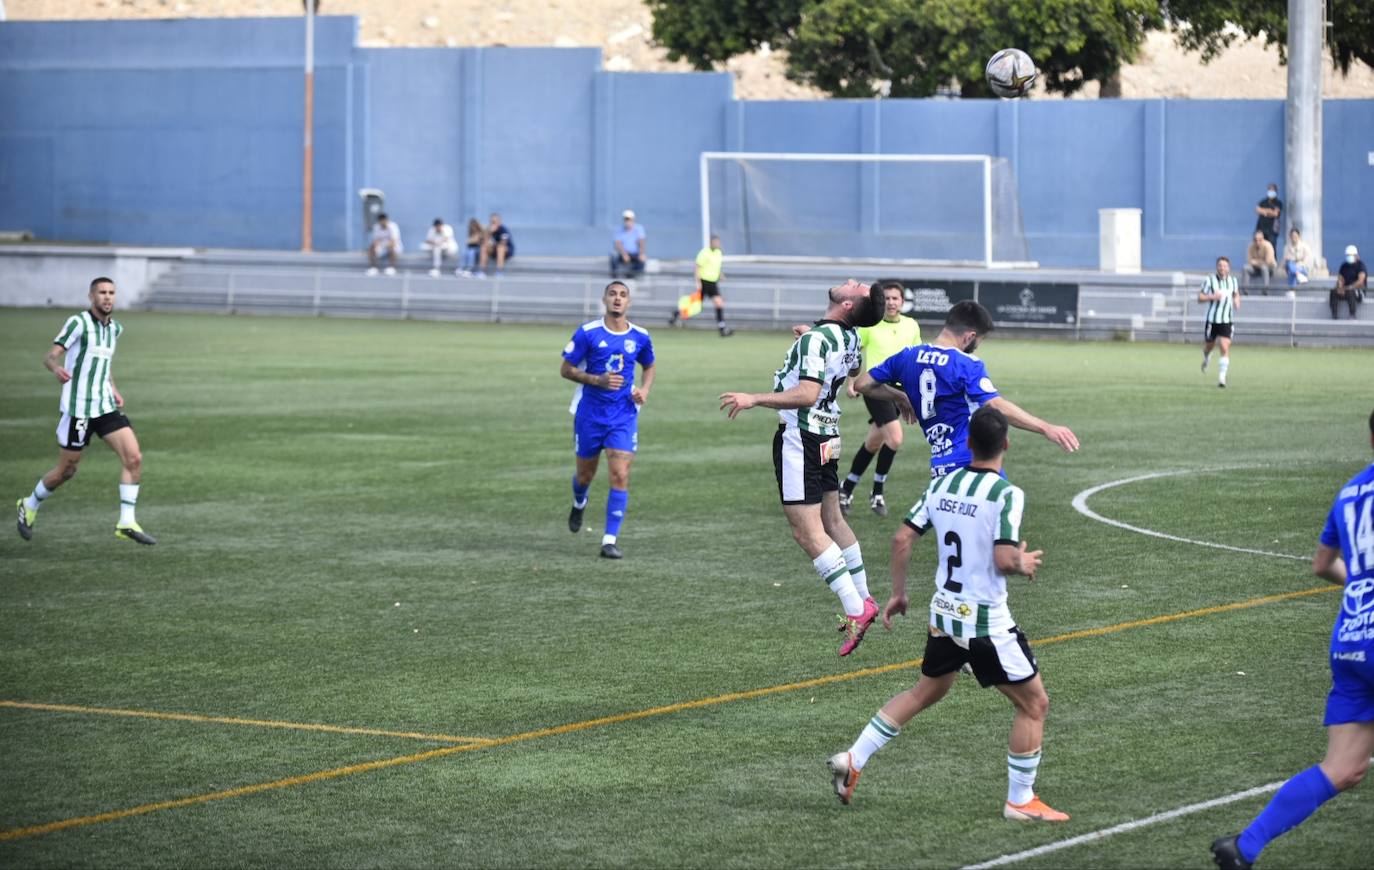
[423,218,459,277]
[366,214,402,276]
[1282,226,1314,287]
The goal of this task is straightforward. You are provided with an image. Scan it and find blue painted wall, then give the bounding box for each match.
[1,16,1370,270]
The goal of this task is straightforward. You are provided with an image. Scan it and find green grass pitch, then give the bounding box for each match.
[0,307,1370,868]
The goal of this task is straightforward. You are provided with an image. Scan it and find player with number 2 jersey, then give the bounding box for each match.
[827,406,1069,822]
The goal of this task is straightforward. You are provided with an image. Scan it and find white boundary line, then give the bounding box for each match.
[960,780,1282,869]
[1070,470,1308,562]
[967,470,1315,868]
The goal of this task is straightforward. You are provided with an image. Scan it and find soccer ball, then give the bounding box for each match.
[985,48,1036,98]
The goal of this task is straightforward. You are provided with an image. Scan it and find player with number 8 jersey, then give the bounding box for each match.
[856,301,1079,480]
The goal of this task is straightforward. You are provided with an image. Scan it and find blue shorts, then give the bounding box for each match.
[574,413,637,458]
[1324,651,1374,725]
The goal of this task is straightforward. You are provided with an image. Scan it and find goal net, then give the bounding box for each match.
[699,152,1033,268]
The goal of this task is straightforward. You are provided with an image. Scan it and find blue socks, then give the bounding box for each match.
[604,488,628,543]
[571,475,589,509]
[1238,765,1338,862]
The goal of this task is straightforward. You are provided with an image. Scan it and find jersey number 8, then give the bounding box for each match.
[918,369,937,421]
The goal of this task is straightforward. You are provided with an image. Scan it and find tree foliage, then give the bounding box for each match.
[647,0,1163,98]
[1165,0,1374,74]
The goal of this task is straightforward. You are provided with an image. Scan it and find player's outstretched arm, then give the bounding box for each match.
[1313,544,1347,585]
[720,379,822,418]
[995,541,1043,580]
[986,396,1079,453]
[44,344,72,383]
[853,372,917,423]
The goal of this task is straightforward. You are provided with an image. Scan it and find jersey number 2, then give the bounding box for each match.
[943,530,963,593]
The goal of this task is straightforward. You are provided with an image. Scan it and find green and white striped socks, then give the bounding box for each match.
[25,480,53,513]
[1007,749,1042,805]
[813,543,863,617]
[119,483,138,526]
[841,542,869,600]
[849,713,900,771]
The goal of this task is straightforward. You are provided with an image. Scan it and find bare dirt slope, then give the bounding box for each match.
[11,0,1374,100]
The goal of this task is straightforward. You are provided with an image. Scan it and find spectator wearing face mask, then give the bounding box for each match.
[1254,183,1283,253]
[1333,245,1366,320]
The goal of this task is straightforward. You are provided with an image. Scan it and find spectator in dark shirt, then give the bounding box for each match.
[1333,244,1366,320]
[1254,183,1283,252]
[477,212,513,278]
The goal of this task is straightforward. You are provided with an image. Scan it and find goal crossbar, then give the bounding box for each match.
[699,151,1001,268]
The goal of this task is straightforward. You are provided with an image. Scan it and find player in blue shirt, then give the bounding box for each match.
[855,301,1078,479]
[1211,409,1374,870]
[559,281,656,559]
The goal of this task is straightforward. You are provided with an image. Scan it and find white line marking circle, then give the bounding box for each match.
[1071,470,1308,562]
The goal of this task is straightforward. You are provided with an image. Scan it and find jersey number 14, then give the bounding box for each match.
[1346,497,1374,574]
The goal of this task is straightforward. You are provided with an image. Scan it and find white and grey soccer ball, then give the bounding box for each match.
[985,48,1036,98]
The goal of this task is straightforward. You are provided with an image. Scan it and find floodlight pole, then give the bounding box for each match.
[301,1,316,252]
[1285,0,1322,266]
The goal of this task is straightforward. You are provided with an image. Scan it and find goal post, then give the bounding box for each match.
[698,151,1033,268]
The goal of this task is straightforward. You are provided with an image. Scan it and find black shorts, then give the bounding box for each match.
[1204,322,1233,342]
[56,411,132,451]
[920,626,1039,687]
[773,424,841,505]
[863,394,900,427]
[699,279,720,298]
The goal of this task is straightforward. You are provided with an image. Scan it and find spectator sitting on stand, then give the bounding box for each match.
[1282,226,1313,288]
[458,218,484,277]
[476,212,513,278]
[611,209,646,279]
[423,218,458,277]
[1244,230,1276,294]
[1333,245,1366,320]
[366,213,402,276]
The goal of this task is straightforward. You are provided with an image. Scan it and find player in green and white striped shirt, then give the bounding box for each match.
[827,406,1068,822]
[720,279,894,657]
[1198,255,1241,389]
[15,277,156,545]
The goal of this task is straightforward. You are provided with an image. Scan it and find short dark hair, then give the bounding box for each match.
[377,212,388,220]
[880,280,904,294]
[969,405,1009,460]
[1291,225,1301,235]
[945,300,994,335]
[604,280,629,294]
[433,218,443,226]
[1267,182,1278,189]
[90,276,114,291]
[1217,255,1230,265]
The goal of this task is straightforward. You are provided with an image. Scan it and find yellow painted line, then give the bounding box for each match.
[0,584,1341,844]
[0,701,492,747]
